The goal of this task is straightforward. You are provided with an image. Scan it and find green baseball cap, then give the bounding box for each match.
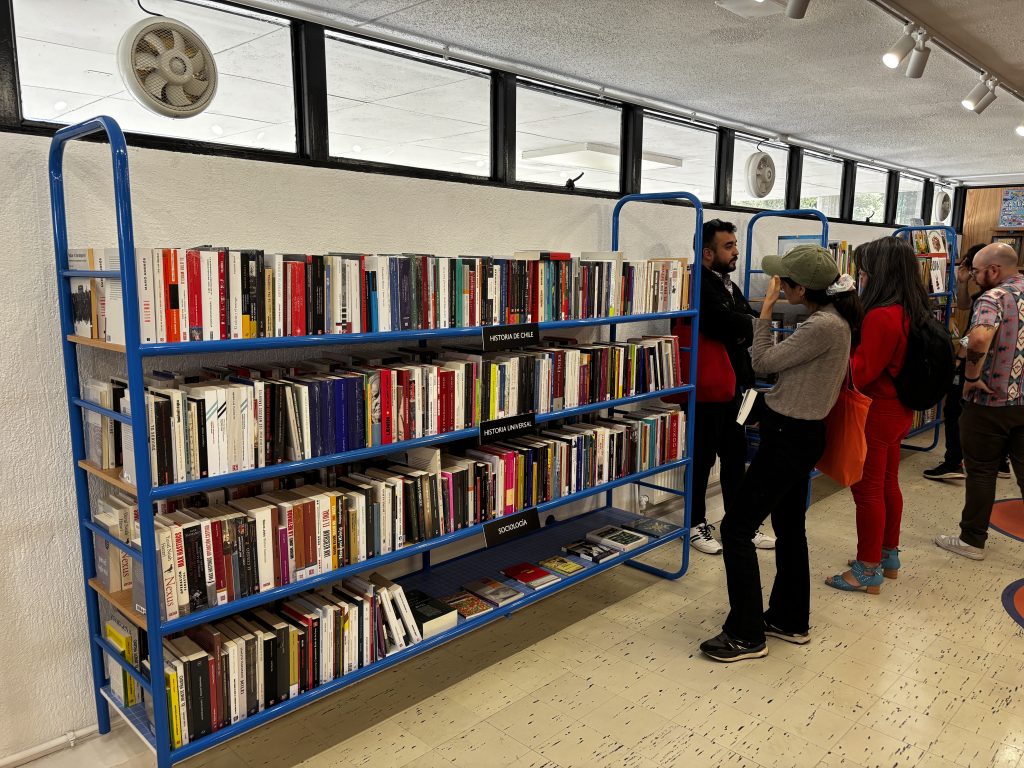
[761,244,840,290]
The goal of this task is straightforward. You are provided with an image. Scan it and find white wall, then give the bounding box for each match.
[0,128,893,759]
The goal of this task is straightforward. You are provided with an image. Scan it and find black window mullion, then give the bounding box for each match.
[952,186,968,235]
[921,179,935,224]
[884,171,900,226]
[0,0,21,127]
[292,20,328,162]
[785,147,803,210]
[490,71,516,184]
[714,127,735,206]
[840,160,856,221]
[619,104,643,195]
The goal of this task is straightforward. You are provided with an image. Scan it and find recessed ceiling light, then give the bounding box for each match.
[475,159,486,168]
[211,124,223,136]
[53,100,67,111]
[351,144,362,153]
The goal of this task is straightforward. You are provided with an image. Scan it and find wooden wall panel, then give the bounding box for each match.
[963,187,1017,252]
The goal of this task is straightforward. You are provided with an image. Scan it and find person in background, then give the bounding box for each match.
[924,243,1011,481]
[677,219,775,555]
[825,237,927,594]
[700,245,861,662]
[936,243,1024,560]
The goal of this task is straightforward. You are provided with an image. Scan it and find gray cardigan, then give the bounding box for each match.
[752,305,851,420]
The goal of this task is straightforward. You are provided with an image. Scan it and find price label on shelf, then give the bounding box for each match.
[483,507,540,547]
[479,413,536,443]
[481,322,539,352]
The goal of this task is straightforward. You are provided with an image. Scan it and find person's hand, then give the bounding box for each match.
[956,263,970,284]
[760,276,782,319]
[963,378,993,398]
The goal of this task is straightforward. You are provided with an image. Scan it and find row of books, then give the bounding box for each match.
[911,406,938,431]
[102,516,681,745]
[918,255,949,294]
[94,407,686,622]
[95,337,682,486]
[68,248,691,344]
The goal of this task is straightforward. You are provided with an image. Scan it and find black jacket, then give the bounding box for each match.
[698,265,757,390]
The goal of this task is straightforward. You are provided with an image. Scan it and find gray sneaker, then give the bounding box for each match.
[934,534,985,561]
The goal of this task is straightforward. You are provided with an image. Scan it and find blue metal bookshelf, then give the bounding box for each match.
[50,117,702,767]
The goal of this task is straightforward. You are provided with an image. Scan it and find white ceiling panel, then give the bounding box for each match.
[20,86,111,123]
[414,129,490,154]
[228,120,297,151]
[517,87,601,124]
[15,39,124,97]
[329,102,482,142]
[213,27,295,88]
[325,35,469,101]
[376,76,490,126]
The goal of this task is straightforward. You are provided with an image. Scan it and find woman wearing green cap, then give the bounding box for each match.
[701,243,862,662]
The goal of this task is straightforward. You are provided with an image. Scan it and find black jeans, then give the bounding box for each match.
[942,374,965,466]
[958,402,1024,547]
[691,399,749,527]
[721,407,826,644]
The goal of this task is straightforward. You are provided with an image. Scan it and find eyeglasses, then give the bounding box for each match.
[969,264,994,277]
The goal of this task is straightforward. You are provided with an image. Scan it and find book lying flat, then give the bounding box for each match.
[561,539,617,563]
[501,562,560,589]
[441,590,494,618]
[463,576,524,607]
[585,525,648,553]
[621,517,682,539]
[538,555,586,576]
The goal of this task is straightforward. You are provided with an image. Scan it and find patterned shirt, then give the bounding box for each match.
[968,274,1024,406]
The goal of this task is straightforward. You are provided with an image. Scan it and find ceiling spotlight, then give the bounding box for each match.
[973,82,997,113]
[962,74,991,110]
[786,0,810,18]
[1016,124,1024,137]
[905,31,931,78]
[883,23,917,69]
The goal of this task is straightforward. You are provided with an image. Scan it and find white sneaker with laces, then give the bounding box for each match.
[690,522,723,554]
[934,534,985,560]
[752,529,776,549]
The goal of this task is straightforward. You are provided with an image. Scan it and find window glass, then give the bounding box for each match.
[896,175,926,225]
[14,0,295,151]
[515,85,621,192]
[639,116,716,200]
[732,136,788,209]
[325,33,490,176]
[799,152,843,216]
[853,165,889,224]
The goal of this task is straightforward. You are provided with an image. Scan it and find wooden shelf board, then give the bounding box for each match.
[67,335,126,353]
[79,460,138,496]
[89,578,147,630]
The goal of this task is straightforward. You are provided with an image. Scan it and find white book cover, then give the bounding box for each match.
[67,248,96,338]
[154,522,180,622]
[98,248,125,344]
[135,248,156,343]
[388,584,422,644]
[378,587,407,650]
[221,637,240,724]
[198,249,219,341]
[151,249,167,343]
[268,254,284,337]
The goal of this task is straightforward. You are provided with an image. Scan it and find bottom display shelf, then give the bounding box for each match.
[906,418,942,439]
[164,506,685,763]
[100,685,156,754]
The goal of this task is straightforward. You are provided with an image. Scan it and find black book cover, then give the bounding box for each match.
[232,515,249,598]
[245,518,258,599]
[448,260,457,329]
[319,379,333,456]
[186,395,209,478]
[307,612,321,688]
[398,257,413,331]
[439,475,450,535]
[240,251,252,334]
[151,394,172,486]
[428,472,440,539]
[111,379,126,466]
[312,254,326,335]
[182,523,208,612]
[255,251,266,338]
[242,632,258,716]
[274,381,287,463]
[409,256,421,330]
[261,630,277,707]
[188,651,212,738]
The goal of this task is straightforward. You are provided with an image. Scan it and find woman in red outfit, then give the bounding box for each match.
[826,236,931,594]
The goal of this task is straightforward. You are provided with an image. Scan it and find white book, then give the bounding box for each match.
[150,249,167,343]
[388,584,422,644]
[377,586,407,651]
[221,636,241,724]
[216,624,247,720]
[269,254,284,337]
[94,248,125,344]
[228,250,244,339]
[155,514,189,616]
[154,521,180,622]
[350,473,391,555]
[228,497,275,592]
[198,248,220,341]
[68,248,96,338]
[132,248,156,343]
[151,387,186,484]
[235,618,267,711]
[163,644,190,744]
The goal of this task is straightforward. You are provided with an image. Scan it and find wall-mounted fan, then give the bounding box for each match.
[118,16,218,118]
[934,190,952,223]
[745,151,776,198]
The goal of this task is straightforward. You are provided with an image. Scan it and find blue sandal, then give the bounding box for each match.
[826,560,883,594]
[848,547,900,580]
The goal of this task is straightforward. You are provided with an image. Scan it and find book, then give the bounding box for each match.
[441,590,494,618]
[585,525,648,553]
[68,248,97,338]
[538,555,586,576]
[463,576,523,607]
[501,562,560,589]
[561,540,617,563]
[403,588,458,639]
[620,517,682,539]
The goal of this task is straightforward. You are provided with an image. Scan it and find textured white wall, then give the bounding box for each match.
[0,128,893,758]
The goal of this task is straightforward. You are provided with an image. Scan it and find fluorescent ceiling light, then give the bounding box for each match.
[522,142,682,172]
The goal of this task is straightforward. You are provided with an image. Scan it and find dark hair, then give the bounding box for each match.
[781,276,864,343]
[702,219,736,252]
[960,243,985,268]
[854,236,930,327]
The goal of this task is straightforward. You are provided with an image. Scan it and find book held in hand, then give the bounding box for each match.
[561,539,617,563]
[501,562,560,589]
[441,590,494,618]
[538,555,586,576]
[621,517,682,539]
[585,525,648,553]
[463,576,524,606]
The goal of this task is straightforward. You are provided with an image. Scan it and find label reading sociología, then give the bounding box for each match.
[483,507,540,547]
[479,413,536,443]
[481,322,539,352]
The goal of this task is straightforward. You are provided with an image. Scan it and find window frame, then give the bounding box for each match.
[637,110,719,202]
[851,162,891,224]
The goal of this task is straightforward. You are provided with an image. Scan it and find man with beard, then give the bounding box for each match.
[675,219,775,554]
[936,242,1024,560]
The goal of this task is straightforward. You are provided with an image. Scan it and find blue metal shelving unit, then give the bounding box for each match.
[50,118,702,767]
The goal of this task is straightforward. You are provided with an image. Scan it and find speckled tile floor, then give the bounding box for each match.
[28,439,1024,768]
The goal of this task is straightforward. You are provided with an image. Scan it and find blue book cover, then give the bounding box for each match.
[349,374,367,451]
[319,379,334,456]
[305,379,321,458]
[367,271,379,333]
[334,377,348,453]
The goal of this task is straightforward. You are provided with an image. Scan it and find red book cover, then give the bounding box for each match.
[288,261,306,336]
[553,349,565,403]
[501,562,557,585]
[439,368,455,433]
[186,248,203,341]
[277,526,289,586]
[540,251,572,261]
[216,249,228,340]
[209,519,225,600]
[421,256,433,329]
[379,368,393,445]
[468,262,477,327]
[162,249,181,342]
[303,501,316,573]
[279,602,315,691]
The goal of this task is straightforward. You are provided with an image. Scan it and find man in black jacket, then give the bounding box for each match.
[689,219,775,554]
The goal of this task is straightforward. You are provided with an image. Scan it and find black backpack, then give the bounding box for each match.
[893,314,956,411]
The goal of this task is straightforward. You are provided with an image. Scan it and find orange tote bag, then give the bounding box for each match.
[816,370,872,487]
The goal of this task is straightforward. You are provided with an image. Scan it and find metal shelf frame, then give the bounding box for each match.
[50,117,703,767]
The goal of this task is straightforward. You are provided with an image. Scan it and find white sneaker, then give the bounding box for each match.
[934,534,985,560]
[752,529,776,549]
[690,523,723,554]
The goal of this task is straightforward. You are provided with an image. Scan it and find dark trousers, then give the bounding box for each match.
[942,376,965,466]
[958,402,1024,547]
[691,399,748,527]
[721,407,826,644]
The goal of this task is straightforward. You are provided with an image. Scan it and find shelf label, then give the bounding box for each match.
[481,323,539,352]
[483,507,539,547]
[479,413,536,443]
